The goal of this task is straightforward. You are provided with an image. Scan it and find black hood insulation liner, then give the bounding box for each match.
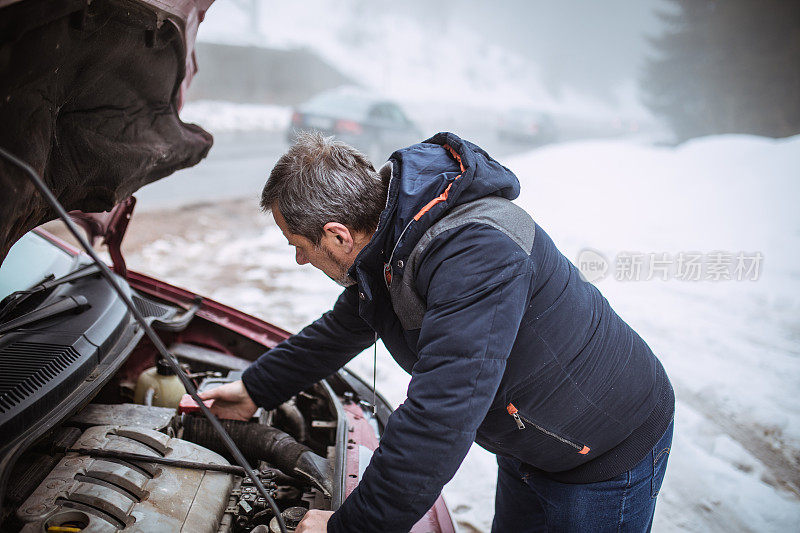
[0,0,214,265]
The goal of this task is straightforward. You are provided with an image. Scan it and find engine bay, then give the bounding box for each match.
[7,359,349,532]
[6,363,351,533]
[0,282,368,533]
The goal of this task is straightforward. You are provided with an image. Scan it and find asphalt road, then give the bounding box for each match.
[135,131,288,211]
[134,130,540,212]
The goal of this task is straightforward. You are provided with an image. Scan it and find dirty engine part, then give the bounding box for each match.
[182,416,333,497]
[16,426,233,532]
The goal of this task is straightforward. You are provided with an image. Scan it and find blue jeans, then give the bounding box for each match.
[492,419,673,532]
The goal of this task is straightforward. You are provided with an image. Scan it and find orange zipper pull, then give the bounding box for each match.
[507,403,525,429]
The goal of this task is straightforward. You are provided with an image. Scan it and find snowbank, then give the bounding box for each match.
[127,134,800,531]
[180,100,291,132]
[460,134,800,532]
[428,134,800,532]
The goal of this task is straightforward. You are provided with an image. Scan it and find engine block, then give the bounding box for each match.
[16,425,233,532]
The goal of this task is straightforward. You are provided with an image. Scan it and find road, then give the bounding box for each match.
[134,130,541,211]
[135,131,288,211]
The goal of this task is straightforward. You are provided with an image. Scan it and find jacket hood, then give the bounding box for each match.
[389,132,520,244]
[352,132,521,280]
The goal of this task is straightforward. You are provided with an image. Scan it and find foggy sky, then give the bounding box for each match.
[379,0,665,101]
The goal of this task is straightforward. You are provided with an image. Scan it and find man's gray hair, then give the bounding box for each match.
[261,131,388,244]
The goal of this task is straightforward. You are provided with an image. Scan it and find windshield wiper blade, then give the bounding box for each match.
[0,263,100,323]
[0,296,90,335]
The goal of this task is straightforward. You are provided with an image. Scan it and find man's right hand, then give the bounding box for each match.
[198,379,258,421]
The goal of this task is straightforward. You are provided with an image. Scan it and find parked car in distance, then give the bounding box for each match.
[287,87,422,165]
[496,107,558,146]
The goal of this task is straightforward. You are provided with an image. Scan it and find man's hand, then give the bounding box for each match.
[198,379,257,421]
[295,510,333,532]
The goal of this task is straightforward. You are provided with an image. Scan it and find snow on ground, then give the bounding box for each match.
[180,100,291,132]
[442,134,800,532]
[127,134,800,532]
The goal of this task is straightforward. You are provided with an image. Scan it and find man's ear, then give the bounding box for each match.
[322,222,354,252]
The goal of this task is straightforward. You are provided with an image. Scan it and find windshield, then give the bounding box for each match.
[0,232,75,301]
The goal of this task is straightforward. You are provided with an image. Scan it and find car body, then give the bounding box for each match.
[0,1,456,531]
[287,87,422,165]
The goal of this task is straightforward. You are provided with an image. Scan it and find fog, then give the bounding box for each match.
[405,0,663,100]
[187,0,669,146]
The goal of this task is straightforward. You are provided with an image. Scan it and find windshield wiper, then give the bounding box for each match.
[0,295,90,335]
[0,263,100,323]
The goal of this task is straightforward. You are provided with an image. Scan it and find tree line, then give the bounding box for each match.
[641,0,800,142]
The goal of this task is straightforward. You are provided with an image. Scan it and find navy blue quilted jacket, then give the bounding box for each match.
[242,132,674,533]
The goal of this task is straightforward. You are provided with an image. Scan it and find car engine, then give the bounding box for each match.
[6,366,345,533]
[17,425,234,532]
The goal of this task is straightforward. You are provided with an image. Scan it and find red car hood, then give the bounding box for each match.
[0,0,214,266]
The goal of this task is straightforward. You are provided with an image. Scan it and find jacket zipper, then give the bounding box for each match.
[506,403,591,455]
[384,219,415,290]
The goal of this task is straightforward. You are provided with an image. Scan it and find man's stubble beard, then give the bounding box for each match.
[322,246,357,287]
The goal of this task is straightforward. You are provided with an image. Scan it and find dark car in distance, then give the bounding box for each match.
[287,88,422,165]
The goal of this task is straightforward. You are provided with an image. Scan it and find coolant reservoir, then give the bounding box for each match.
[134,359,186,408]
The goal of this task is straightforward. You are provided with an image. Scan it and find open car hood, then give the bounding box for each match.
[0,0,214,266]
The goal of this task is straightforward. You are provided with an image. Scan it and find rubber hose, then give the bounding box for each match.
[182,416,331,496]
[276,401,308,443]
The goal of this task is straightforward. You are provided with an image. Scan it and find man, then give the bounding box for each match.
[201,131,675,532]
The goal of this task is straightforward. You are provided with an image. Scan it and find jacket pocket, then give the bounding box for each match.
[506,403,591,456]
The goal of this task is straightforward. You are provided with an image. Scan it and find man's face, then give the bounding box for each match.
[272,206,356,287]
